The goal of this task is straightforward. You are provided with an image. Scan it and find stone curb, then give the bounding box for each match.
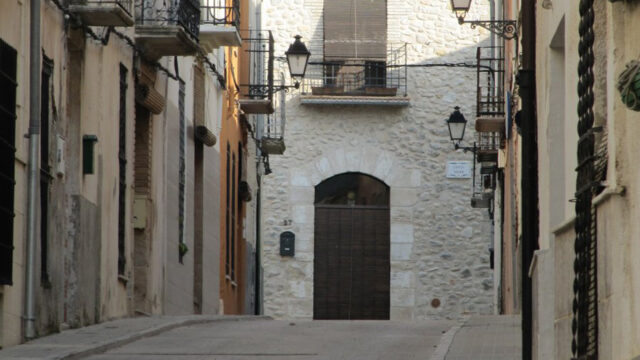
[429,316,470,360]
[2,315,271,360]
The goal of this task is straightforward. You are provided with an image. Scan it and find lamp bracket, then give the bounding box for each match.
[454,142,478,153]
[458,18,518,40]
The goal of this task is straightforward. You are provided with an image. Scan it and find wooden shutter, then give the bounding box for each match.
[0,39,17,285]
[324,0,387,61]
[193,62,205,127]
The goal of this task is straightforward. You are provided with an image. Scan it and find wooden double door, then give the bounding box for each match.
[313,205,390,320]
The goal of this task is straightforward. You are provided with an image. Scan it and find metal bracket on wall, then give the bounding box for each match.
[459,19,518,40]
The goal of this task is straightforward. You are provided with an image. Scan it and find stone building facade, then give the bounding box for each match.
[259,0,495,320]
[0,0,257,347]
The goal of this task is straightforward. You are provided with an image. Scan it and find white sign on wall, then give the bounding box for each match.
[446,161,472,179]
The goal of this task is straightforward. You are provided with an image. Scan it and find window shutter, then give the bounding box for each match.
[324,0,387,61]
[193,63,205,127]
[0,38,17,285]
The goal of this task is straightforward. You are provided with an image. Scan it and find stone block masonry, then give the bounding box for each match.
[260,0,494,320]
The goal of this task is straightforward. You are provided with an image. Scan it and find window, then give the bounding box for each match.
[0,39,17,285]
[41,55,53,284]
[178,82,186,263]
[230,152,236,281]
[225,143,231,278]
[118,64,128,275]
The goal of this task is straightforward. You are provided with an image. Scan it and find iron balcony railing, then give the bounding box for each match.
[201,0,239,27]
[136,0,201,39]
[262,73,286,142]
[241,30,275,102]
[477,46,505,117]
[300,44,408,97]
[70,0,133,15]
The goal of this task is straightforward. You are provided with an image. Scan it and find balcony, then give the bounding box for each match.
[68,0,134,26]
[239,30,275,115]
[260,75,286,155]
[299,44,410,107]
[135,0,200,59]
[475,46,506,133]
[199,0,242,52]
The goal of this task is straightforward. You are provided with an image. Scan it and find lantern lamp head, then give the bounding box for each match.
[451,0,472,22]
[285,35,311,79]
[447,106,467,144]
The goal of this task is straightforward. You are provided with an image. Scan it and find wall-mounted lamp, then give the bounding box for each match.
[446,106,476,153]
[450,0,518,40]
[82,135,98,174]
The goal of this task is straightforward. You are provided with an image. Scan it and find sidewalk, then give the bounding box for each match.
[434,315,522,360]
[0,315,267,360]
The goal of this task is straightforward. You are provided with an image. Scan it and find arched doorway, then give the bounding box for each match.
[313,172,390,320]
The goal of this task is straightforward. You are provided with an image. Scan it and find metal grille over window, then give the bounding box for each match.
[118,64,128,276]
[40,56,54,284]
[0,39,17,285]
[573,0,600,358]
[225,143,231,277]
[178,82,187,263]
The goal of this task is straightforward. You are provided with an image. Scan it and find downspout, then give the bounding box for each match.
[24,0,42,341]
[519,0,538,359]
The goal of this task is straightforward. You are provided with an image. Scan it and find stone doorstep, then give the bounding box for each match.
[0,315,271,360]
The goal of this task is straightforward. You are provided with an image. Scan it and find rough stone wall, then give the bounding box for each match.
[260,0,495,320]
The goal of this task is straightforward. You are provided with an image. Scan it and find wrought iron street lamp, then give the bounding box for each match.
[285,35,311,80]
[450,0,518,40]
[447,106,467,144]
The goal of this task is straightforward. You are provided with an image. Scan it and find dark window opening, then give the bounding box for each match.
[315,172,389,206]
[117,64,128,275]
[231,153,236,281]
[0,38,17,285]
[364,61,386,88]
[178,82,186,264]
[225,143,231,277]
[40,55,53,285]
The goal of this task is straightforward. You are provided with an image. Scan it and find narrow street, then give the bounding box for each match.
[0,315,520,360]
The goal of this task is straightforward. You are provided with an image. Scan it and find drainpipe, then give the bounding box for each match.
[24,0,42,341]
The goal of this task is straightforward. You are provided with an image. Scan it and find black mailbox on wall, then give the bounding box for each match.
[280,231,295,257]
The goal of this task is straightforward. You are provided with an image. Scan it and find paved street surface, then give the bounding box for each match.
[442,316,521,360]
[0,315,521,360]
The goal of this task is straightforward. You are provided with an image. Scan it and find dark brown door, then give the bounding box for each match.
[314,205,390,320]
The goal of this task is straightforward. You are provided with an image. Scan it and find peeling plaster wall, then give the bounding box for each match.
[260,0,495,320]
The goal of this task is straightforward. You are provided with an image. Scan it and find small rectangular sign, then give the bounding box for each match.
[446,161,472,179]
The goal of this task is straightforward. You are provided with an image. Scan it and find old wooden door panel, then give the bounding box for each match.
[314,206,390,320]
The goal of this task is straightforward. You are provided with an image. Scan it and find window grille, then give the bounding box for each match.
[178,82,186,263]
[40,56,54,284]
[230,152,236,281]
[118,64,128,275]
[0,38,17,285]
[225,143,231,277]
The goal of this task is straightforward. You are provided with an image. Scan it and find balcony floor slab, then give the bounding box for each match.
[135,25,199,59]
[69,4,134,27]
[200,25,242,52]
[300,95,410,107]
